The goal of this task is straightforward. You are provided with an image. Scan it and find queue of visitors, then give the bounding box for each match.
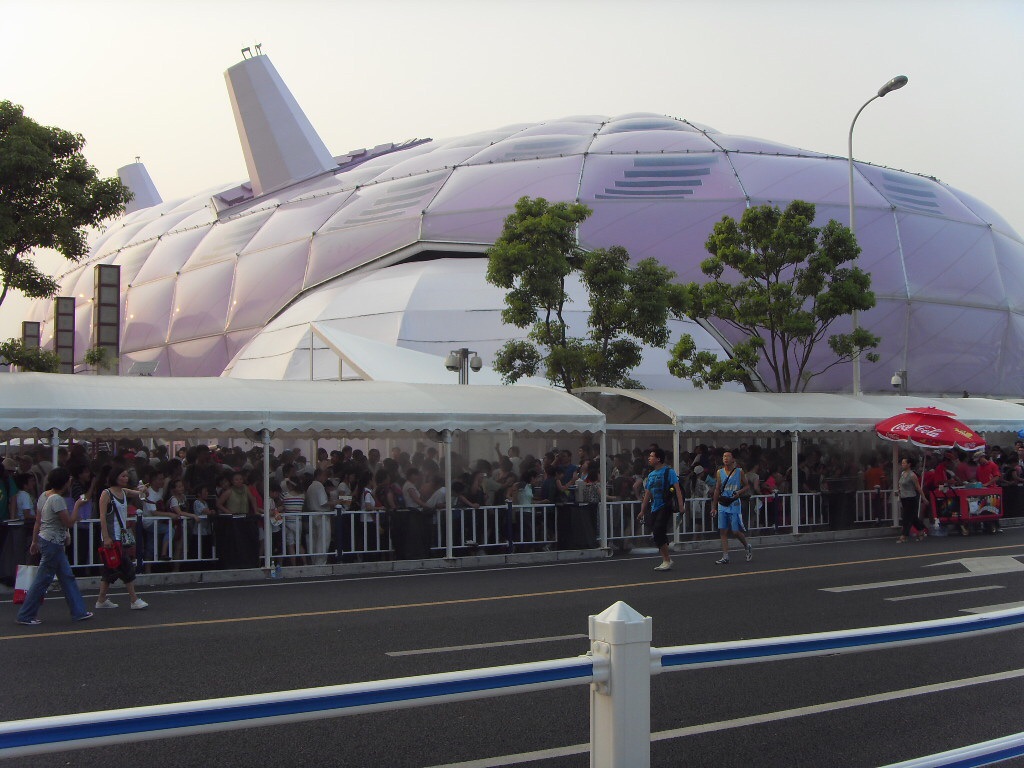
[1,436,1022,583]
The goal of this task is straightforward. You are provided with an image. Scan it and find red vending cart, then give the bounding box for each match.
[929,486,1003,532]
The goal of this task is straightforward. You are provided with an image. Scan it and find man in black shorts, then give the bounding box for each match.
[638,448,686,571]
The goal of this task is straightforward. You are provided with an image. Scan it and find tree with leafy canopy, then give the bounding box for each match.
[668,200,879,392]
[0,339,60,373]
[486,196,683,392]
[0,100,131,312]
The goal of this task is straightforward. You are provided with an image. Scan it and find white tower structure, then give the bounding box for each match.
[117,161,162,213]
[224,51,336,197]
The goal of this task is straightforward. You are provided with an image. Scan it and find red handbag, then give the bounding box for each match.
[98,542,122,569]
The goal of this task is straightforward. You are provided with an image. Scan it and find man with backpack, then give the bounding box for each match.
[638,448,685,572]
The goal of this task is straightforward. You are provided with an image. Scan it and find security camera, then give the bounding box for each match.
[469,354,483,372]
[891,374,902,388]
[444,352,460,372]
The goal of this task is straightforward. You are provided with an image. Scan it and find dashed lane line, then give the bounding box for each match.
[386,634,588,657]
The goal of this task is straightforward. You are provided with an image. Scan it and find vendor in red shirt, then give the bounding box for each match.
[922,454,945,496]
[976,452,1001,486]
[932,452,956,486]
[955,453,978,484]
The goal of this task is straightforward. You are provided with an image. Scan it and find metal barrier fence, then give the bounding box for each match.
[856,488,895,525]
[2,602,1022,765]
[7,492,846,575]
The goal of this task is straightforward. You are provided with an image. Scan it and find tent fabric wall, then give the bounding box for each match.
[0,374,604,437]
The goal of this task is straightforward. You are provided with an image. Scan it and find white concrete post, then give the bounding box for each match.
[589,601,653,768]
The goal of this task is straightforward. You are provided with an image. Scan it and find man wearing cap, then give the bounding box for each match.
[977,452,1001,487]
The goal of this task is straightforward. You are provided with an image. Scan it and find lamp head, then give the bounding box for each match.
[878,75,909,97]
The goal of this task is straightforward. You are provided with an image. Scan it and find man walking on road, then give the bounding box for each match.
[638,448,685,571]
[713,451,753,564]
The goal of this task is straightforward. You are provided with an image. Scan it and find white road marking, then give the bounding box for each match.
[885,586,1004,601]
[824,572,989,592]
[927,556,1024,573]
[824,554,1024,592]
[386,634,588,657]
[961,601,1024,614]
[425,668,1024,768]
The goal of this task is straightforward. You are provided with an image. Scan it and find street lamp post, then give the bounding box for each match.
[848,74,909,396]
[445,347,482,385]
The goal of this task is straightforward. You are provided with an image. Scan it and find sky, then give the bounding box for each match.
[1,0,1022,339]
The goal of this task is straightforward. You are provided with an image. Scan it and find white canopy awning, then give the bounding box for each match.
[0,374,604,437]
[576,388,1024,434]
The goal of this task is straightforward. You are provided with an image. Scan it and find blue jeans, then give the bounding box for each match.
[16,538,89,622]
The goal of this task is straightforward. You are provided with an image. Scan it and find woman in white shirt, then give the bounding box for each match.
[16,468,92,625]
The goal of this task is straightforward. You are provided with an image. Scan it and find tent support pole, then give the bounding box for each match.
[443,430,453,560]
[51,428,59,468]
[263,429,272,571]
[599,430,608,551]
[791,432,800,534]
[891,444,900,526]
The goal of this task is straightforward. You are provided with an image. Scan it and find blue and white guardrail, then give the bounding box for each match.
[0,657,598,759]
[3,605,1024,763]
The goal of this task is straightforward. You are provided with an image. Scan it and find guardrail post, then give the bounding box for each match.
[589,601,653,768]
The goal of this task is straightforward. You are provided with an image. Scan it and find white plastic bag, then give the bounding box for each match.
[13,564,39,605]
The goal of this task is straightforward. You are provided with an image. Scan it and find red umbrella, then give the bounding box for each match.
[875,406,985,451]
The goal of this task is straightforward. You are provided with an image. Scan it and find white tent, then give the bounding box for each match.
[577,388,1024,534]
[0,374,603,437]
[0,373,607,566]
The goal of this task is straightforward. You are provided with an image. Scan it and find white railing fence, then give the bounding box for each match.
[3,602,1022,766]
[856,488,895,525]
[15,492,856,575]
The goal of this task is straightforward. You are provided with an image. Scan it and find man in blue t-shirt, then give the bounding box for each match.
[713,451,753,564]
[638,448,685,572]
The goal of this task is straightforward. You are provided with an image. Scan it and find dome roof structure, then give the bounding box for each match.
[33,55,1024,395]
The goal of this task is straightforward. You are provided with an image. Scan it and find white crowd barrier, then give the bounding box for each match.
[9,489,866,575]
[3,602,1022,765]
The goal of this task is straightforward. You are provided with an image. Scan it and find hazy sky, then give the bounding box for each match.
[2,0,1022,338]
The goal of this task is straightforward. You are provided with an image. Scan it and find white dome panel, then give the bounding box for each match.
[167,260,236,343]
[228,239,310,331]
[122,278,175,351]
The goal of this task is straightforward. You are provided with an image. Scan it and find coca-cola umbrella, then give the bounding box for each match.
[875,406,986,452]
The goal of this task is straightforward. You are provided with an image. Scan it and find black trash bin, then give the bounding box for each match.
[569,503,598,549]
[824,476,858,529]
[391,508,432,559]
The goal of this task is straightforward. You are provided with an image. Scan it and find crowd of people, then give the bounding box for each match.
[2,436,1022,580]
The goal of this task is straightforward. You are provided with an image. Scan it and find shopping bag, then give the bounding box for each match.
[13,564,39,605]
[98,542,122,570]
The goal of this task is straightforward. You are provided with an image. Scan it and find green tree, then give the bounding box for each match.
[0,100,131,310]
[486,196,682,392]
[668,200,879,392]
[0,338,60,373]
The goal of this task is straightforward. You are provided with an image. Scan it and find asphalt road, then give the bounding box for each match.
[3,531,1024,768]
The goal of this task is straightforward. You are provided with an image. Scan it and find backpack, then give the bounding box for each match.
[661,468,679,514]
